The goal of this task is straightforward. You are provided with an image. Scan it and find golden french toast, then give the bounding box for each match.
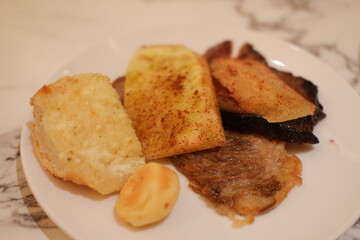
[30,73,145,195]
[124,45,225,159]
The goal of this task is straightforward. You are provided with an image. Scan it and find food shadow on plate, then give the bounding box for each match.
[44,169,112,201]
[26,122,110,202]
[112,205,169,232]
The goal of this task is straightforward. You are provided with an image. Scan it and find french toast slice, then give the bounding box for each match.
[124,45,225,159]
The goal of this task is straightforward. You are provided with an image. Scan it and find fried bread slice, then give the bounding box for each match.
[30,73,145,195]
[124,45,225,159]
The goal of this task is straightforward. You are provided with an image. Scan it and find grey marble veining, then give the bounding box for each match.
[339,218,360,240]
[0,121,359,238]
[1,121,359,240]
[234,0,360,94]
[1,0,359,239]
[0,129,72,239]
[0,129,49,228]
[145,0,360,94]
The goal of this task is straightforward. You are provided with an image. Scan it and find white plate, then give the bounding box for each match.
[20,26,360,240]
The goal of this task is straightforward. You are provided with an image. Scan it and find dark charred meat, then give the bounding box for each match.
[204,41,325,144]
[220,112,321,144]
[171,131,302,223]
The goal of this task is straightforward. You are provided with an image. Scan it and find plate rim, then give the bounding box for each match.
[20,26,360,240]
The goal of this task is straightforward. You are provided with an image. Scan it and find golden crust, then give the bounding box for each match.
[124,45,225,159]
[30,73,145,195]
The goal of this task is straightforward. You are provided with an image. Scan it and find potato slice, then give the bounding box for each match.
[211,58,316,123]
[115,162,180,227]
[124,45,225,159]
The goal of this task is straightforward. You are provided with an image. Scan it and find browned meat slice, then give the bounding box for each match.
[171,131,302,225]
[203,40,232,63]
[204,41,325,144]
[236,42,267,64]
[112,76,125,103]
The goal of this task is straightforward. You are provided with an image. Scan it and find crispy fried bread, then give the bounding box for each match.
[30,73,145,195]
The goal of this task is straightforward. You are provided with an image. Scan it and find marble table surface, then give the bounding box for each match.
[1,0,359,239]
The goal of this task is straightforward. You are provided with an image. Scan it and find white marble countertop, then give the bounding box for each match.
[1,0,359,239]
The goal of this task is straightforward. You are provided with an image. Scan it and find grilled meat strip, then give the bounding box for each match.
[171,131,302,222]
[203,40,232,63]
[204,41,325,144]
